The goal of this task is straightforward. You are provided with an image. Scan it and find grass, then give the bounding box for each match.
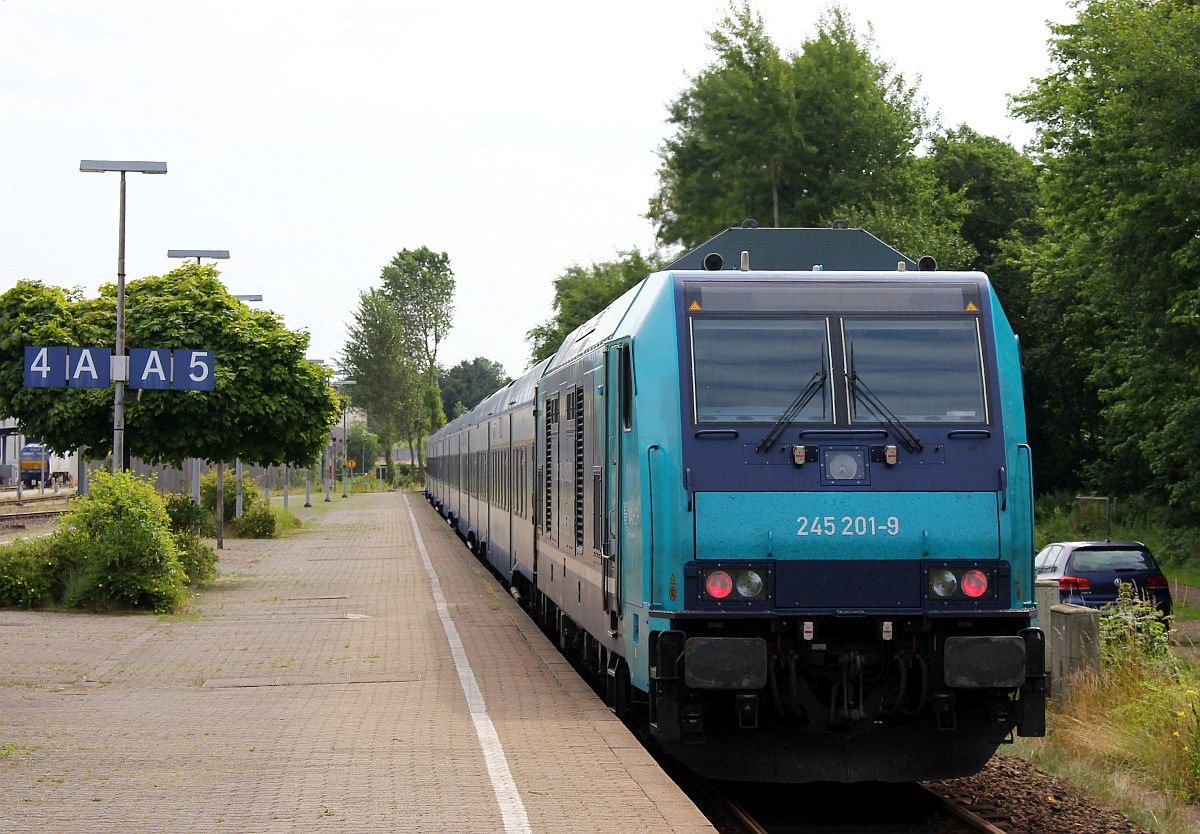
[1026,495,1200,829]
[272,507,303,536]
[1012,582,1200,833]
[1174,600,1200,624]
[1168,564,1200,590]
[1013,737,1200,834]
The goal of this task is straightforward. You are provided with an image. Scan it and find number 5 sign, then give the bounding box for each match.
[173,350,215,391]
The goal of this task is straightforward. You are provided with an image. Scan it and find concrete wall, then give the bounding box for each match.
[1035,578,1101,700]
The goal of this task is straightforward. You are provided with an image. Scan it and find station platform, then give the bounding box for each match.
[0,491,716,833]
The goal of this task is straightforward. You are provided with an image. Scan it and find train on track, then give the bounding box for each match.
[17,442,72,488]
[425,225,1045,782]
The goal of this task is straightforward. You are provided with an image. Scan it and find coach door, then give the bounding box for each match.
[542,392,560,550]
[602,342,631,629]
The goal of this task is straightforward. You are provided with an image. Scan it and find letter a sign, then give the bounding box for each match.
[68,347,111,388]
[129,348,171,390]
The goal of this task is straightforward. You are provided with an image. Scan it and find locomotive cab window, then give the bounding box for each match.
[686,280,991,429]
[691,318,831,424]
[843,317,988,425]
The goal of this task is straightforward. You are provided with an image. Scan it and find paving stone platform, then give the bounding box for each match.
[0,491,715,833]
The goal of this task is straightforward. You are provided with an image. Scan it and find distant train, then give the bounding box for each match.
[18,442,71,487]
[425,225,1045,782]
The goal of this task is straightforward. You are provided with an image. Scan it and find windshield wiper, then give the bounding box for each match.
[757,367,828,453]
[847,354,924,453]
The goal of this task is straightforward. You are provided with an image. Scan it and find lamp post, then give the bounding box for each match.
[306,359,325,507]
[168,249,229,506]
[232,291,264,516]
[332,379,356,498]
[81,159,167,474]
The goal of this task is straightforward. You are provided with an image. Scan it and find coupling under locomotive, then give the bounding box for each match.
[426,225,1045,783]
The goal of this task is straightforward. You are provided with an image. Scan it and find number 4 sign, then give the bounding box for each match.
[24,346,67,387]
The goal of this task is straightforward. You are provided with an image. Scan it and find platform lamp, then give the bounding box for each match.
[168,248,230,508]
[332,379,356,498]
[305,360,325,507]
[80,159,168,475]
[226,294,263,520]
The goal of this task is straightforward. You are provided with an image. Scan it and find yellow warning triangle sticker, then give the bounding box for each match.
[689,301,703,311]
[965,301,979,312]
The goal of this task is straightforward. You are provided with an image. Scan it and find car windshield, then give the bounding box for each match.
[1070,549,1157,572]
[691,318,830,423]
[843,317,987,424]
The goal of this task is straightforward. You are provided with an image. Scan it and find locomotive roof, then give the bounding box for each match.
[666,225,919,273]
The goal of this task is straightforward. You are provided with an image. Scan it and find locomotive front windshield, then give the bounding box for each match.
[687,280,990,427]
[692,318,830,423]
[844,318,986,424]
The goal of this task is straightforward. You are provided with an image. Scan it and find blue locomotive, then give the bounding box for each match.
[426,226,1045,782]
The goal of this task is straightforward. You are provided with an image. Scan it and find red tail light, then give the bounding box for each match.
[1059,575,1091,590]
[960,569,989,598]
[704,570,734,599]
[1144,575,1169,589]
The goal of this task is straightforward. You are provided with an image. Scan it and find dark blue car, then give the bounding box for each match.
[1036,540,1173,617]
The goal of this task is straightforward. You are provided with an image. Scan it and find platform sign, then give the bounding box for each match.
[129,348,172,390]
[24,345,214,390]
[67,347,111,388]
[24,346,67,387]
[173,350,215,391]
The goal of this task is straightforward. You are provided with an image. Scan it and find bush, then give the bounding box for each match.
[174,531,218,585]
[164,493,207,535]
[200,468,263,522]
[1098,583,1175,675]
[233,502,277,539]
[0,537,58,608]
[55,470,187,613]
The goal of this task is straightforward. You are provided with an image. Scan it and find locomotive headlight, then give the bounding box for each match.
[928,568,958,598]
[697,563,772,605]
[735,569,765,600]
[925,564,998,601]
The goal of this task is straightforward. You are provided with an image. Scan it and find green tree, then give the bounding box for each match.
[345,419,383,477]
[826,162,976,270]
[786,7,925,226]
[648,1,797,247]
[527,250,663,365]
[439,357,512,418]
[340,287,412,482]
[380,247,455,439]
[924,126,1040,274]
[0,265,339,467]
[650,3,927,249]
[1012,0,1200,508]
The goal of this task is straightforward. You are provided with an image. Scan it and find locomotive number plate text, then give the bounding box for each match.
[796,515,900,536]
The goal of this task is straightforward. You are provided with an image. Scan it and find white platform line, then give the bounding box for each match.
[405,497,532,834]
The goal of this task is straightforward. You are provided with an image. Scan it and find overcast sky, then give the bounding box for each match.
[1,1,1075,380]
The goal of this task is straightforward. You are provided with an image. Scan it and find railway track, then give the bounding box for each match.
[0,493,73,528]
[700,779,1013,834]
[0,508,69,527]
